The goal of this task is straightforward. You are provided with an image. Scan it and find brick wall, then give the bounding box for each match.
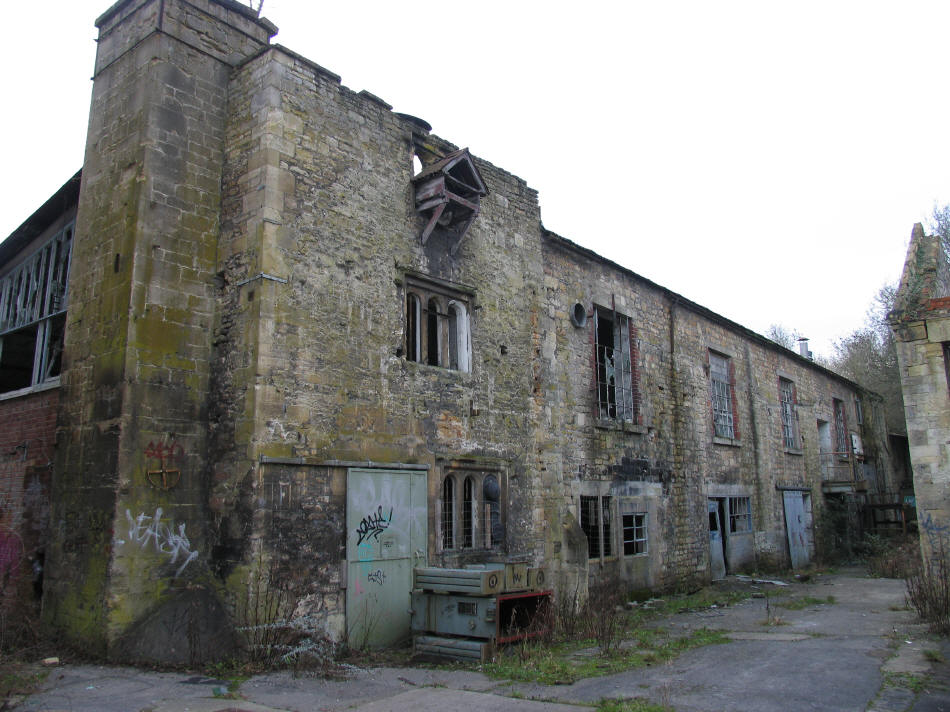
[0,389,56,610]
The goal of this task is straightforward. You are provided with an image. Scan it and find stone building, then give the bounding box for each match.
[891,223,950,561]
[0,0,898,662]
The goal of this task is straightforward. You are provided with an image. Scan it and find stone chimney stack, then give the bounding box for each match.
[46,0,275,662]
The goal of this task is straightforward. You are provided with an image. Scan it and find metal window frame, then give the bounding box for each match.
[728,496,752,533]
[594,308,634,422]
[709,352,734,439]
[779,378,798,449]
[622,512,647,556]
[0,223,73,393]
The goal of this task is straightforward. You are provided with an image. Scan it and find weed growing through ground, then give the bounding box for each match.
[596,697,675,712]
[774,595,836,610]
[883,671,929,694]
[924,649,946,663]
[482,627,728,685]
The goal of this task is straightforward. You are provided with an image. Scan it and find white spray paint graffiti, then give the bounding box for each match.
[120,508,198,576]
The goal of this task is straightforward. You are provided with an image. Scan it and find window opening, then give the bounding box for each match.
[405,293,420,361]
[833,398,848,455]
[483,474,501,548]
[441,476,455,550]
[728,496,751,533]
[440,468,503,551]
[709,352,735,439]
[622,512,647,555]
[594,307,635,421]
[462,476,475,548]
[780,378,798,449]
[580,494,613,559]
[0,222,73,394]
[426,297,440,366]
[854,397,863,425]
[403,274,472,372]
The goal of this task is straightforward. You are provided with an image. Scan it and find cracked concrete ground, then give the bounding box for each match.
[13,567,950,712]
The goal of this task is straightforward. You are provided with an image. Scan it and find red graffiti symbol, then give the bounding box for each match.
[144,440,184,490]
[0,530,24,577]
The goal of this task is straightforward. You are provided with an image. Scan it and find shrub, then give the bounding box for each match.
[905,521,950,635]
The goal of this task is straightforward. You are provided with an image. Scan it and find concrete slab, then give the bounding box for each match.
[350,688,590,711]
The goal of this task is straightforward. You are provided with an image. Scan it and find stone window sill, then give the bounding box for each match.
[713,436,740,447]
[594,419,646,434]
[784,447,804,456]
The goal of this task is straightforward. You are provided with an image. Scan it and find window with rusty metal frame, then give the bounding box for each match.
[580,494,613,559]
[0,222,73,394]
[728,496,752,533]
[594,306,636,422]
[779,378,799,449]
[709,351,736,439]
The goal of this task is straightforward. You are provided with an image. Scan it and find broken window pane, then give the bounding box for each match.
[728,496,751,533]
[710,352,735,439]
[0,223,73,394]
[595,307,635,421]
[780,378,798,449]
[623,512,647,555]
[403,274,472,372]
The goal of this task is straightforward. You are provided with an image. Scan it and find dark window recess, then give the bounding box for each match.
[426,297,440,365]
[462,476,475,548]
[833,398,848,454]
[406,293,420,361]
[580,494,613,559]
[0,222,72,394]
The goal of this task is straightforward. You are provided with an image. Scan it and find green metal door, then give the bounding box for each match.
[346,468,427,648]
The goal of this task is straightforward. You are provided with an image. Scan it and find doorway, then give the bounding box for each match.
[708,498,727,580]
[782,490,812,569]
[346,468,427,648]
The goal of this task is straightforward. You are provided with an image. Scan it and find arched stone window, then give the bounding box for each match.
[441,476,455,550]
[426,297,441,366]
[402,273,473,373]
[405,292,421,362]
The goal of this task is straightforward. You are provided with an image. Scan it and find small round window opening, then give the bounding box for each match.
[570,302,588,328]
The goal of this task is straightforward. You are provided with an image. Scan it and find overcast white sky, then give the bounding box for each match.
[3,1,949,358]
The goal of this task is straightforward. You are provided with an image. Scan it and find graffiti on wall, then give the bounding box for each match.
[355,506,393,545]
[120,508,198,576]
[144,440,184,490]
